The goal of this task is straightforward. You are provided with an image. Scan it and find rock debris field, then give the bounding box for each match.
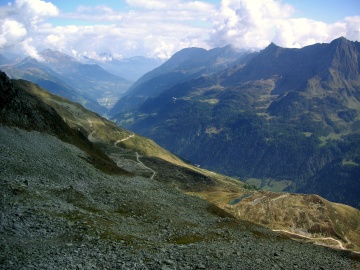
[0,126,359,269]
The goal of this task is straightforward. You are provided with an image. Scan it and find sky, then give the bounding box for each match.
[0,0,359,61]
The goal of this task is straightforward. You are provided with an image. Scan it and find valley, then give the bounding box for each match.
[111,37,360,210]
[0,49,151,115]
[1,37,360,269]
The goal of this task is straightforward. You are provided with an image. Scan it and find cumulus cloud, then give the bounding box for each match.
[40,0,214,59]
[272,18,345,48]
[343,16,360,41]
[0,0,59,58]
[210,0,294,48]
[0,19,27,48]
[0,0,359,60]
[209,0,359,50]
[15,0,58,14]
[21,37,44,61]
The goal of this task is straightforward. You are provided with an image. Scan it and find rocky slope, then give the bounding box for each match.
[2,126,360,269]
[1,72,360,269]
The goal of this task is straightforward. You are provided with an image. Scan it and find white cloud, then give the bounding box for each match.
[15,0,58,16]
[40,21,208,60]
[209,0,294,49]
[0,0,59,57]
[273,18,351,48]
[15,0,59,28]
[0,0,359,60]
[38,1,214,59]
[21,37,44,61]
[209,0,359,50]
[0,19,27,48]
[343,16,360,42]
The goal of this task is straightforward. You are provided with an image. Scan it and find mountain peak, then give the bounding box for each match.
[40,49,75,63]
[165,47,208,66]
[331,36,349,44]
[268,42,279,47]
[264,42,281,50]
[259,42,284,57]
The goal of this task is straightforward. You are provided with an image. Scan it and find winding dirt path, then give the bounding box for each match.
[114,133,135,146]
[273,229,346,250]
[135,152,156,180]
[87,130,96,141]
[87,120,96,141]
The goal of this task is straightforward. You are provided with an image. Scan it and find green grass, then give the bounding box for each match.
[168,234,206,245]
[200,98,219,105]
[319,133,343,146]
[245,178,292,192]
[342,159,359,166]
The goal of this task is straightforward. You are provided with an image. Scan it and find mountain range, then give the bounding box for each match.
[108,45,252,116]
[39,49,133,108]
[81,54,164,81]
[110,37,360,209]
[0,49,137,114]
[1,71,360,268]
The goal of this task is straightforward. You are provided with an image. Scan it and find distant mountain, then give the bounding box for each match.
[82,54,163,81]
[1,57,107,114]
[40,49,133,109]
[0,54,8,65]
[112,37,360,209]
[108,45,253,116]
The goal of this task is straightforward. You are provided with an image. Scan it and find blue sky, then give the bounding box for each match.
[0,0,359,60]
[46,0,360,23]
[286,0,360,23]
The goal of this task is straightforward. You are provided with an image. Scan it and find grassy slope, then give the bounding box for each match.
[15,79,187,167]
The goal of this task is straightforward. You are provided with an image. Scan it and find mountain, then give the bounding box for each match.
[1,57,107,115]
[108,45,253,116]
[39,49,133,109]
[0,54,8,65]
[1,72,360,268]
[111,37,360,209]
[82,54,163,81]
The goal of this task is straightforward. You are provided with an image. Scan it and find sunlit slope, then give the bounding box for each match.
[14,79,188,167]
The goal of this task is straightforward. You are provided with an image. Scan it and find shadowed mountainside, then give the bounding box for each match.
[111,37,360,209]
[108,45,253,116]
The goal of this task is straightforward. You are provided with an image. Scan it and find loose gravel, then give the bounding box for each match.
[1,126,359,269]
